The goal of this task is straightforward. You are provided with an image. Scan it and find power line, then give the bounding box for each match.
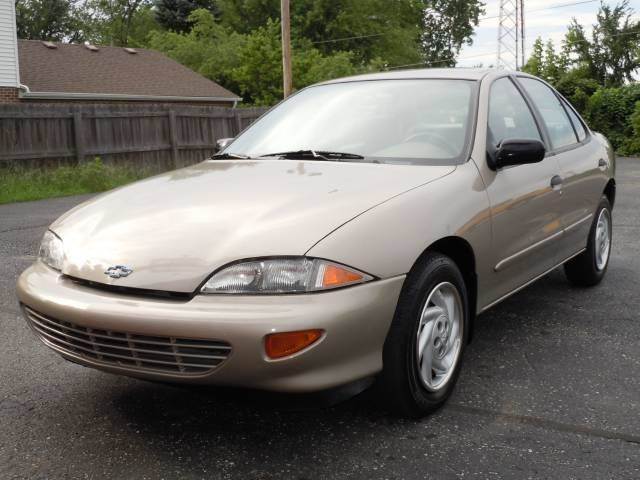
[479,0,599,22]
[309,0,600,46]
[383,28,640,71]
[386,51,498,70]
[305,0,637,72]
[311,33,384,45]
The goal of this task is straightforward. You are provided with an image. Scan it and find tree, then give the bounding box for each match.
[232,20,357,105]
[296,0,423,66]
[523,37,568,84]
[148,10,357,105]
[87,0,154,46]
[215,0,421,66]
[554,67,599,114]
[16,0,484,104]
[421,0,485,67]
[523,37,544,77]
[155,0,220,32]
[542,40,563,83]
[147,9,246,93]
[15,0,160,45]
[15,0,77,41]
[124,3,163,46]
[215,0,483,68]
[565,0,640,87]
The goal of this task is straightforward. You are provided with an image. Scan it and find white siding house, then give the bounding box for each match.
[0,0,19,87]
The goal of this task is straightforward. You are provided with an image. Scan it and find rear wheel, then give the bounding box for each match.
[378,252,469,418]
[564,197,612,287]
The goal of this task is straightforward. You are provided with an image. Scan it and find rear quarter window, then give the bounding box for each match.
[562,100,588,142]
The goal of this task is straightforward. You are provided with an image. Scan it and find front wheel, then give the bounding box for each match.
[564,196,612,287]
[378,252,469,418]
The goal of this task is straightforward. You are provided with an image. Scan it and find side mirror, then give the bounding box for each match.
[215,137,234,153]
[488,138,545,170]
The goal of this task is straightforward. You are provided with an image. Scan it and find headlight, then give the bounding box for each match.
[200,257,373,294]
[38,230,65,271]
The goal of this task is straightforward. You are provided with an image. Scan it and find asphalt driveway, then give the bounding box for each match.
[1,159,639,479]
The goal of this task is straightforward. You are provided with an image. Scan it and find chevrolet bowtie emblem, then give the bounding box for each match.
[104,265,133,279]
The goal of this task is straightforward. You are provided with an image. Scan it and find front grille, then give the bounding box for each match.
[23,306,232,375]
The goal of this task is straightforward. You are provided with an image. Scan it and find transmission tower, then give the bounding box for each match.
[496,0,525,70]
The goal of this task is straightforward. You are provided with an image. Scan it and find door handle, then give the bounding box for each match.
[550,175,563,190]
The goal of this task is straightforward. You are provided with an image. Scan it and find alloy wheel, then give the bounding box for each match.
[595,208,611,271]
[416,282,464,391]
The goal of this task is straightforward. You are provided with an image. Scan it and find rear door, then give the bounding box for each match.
[517,77,604,262]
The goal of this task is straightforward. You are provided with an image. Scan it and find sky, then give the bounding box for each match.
[457,0,640,68]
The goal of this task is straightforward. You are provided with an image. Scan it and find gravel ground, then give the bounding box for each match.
[1,159,639,479]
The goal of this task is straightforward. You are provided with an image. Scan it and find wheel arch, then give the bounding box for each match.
[604,178,616,209]
[412,236,478,342]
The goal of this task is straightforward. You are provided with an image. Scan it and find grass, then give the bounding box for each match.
[0,158,153,205]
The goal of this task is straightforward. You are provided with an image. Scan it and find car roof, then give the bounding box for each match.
[319,68,502,85]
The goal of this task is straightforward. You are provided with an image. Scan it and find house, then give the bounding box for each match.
[0,4,240,107]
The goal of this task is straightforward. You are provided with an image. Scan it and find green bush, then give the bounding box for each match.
[0,158,151,204]
[627,101,640,155]
[585,83,640,155]
[555,68,600,115]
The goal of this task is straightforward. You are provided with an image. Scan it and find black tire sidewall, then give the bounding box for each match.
[564,196,612,287]
[383,253,469,415]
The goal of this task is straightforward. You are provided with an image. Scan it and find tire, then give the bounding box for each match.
[378,252,469,418]
[564,196,612,287]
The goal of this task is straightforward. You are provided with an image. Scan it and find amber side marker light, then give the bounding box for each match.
[265,329,324,359]
[321,264,364,288]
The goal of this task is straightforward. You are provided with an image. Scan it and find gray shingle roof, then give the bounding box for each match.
[18,40,240,102]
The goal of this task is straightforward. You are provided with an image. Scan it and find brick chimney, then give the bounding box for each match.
[0,0,20,103]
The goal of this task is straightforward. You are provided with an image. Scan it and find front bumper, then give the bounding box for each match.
[17,262,405,393]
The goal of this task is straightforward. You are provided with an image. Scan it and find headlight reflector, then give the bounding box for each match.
[200,258,373,294]
[38,230,65,271]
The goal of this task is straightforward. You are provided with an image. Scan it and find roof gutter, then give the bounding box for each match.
[18,90,242,103]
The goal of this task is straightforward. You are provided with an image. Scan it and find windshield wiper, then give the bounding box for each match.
[210,152,251,159]
[258,150,364,161]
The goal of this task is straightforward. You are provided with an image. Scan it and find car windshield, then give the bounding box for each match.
[225,79,476,165]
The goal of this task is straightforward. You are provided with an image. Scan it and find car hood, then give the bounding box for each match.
[51,160,453,293]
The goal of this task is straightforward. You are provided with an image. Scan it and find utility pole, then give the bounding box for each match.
[520,0,526,70]
[281,0,293,98]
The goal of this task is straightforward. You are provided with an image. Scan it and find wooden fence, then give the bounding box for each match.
[0,104,269,170]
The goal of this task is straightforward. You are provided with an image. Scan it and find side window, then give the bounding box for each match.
[562,99,587,142]
[518,78,578,149]
[488,77,542,146]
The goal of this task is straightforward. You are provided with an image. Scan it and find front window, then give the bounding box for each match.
[488,77,542,145]
[225,79,476,165]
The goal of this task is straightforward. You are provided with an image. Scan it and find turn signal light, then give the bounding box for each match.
[321,264,364,288]
[264,329,323,359]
